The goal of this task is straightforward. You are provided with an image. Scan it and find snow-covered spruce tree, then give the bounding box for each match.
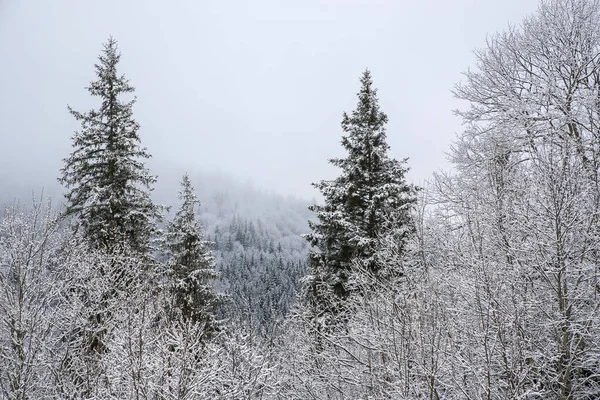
[59,37,160,254]
[304,70,417,325]
[167,174,222,336]
[57,38,162,382]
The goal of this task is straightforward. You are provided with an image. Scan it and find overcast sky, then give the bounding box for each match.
[0,0,539,199]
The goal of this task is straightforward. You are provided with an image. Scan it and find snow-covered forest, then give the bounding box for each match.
[2,0,600,398]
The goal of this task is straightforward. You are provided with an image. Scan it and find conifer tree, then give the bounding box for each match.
[59,37,160,253]
[167,174,222,336]
[304,70,417,323]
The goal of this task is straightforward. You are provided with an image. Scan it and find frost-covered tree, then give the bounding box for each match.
[54,245,148,398]
[59,37,160,253]
[421,0,600,397]
[0,198,65,399]
[167,174,222,335]
[304,70,417,324]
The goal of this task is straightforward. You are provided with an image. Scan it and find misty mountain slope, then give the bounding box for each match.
[154,168,313,333]
[0,166,313,332]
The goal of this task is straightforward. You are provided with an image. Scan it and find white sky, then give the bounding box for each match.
[0,0,539,199]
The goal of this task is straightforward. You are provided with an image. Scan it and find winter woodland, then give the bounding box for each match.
[2,0,600,398]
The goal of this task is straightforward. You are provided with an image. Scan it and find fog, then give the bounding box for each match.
[0,0,538,199]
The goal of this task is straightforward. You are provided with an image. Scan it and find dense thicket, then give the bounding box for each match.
[0,200,274,398]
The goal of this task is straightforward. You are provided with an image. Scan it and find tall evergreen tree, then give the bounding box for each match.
[167,174,222,336]
[304,70,417,323]
[59,37,160,253]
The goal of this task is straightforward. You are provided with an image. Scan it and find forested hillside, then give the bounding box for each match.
[0,165,313,333]
[155,170,312,333]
